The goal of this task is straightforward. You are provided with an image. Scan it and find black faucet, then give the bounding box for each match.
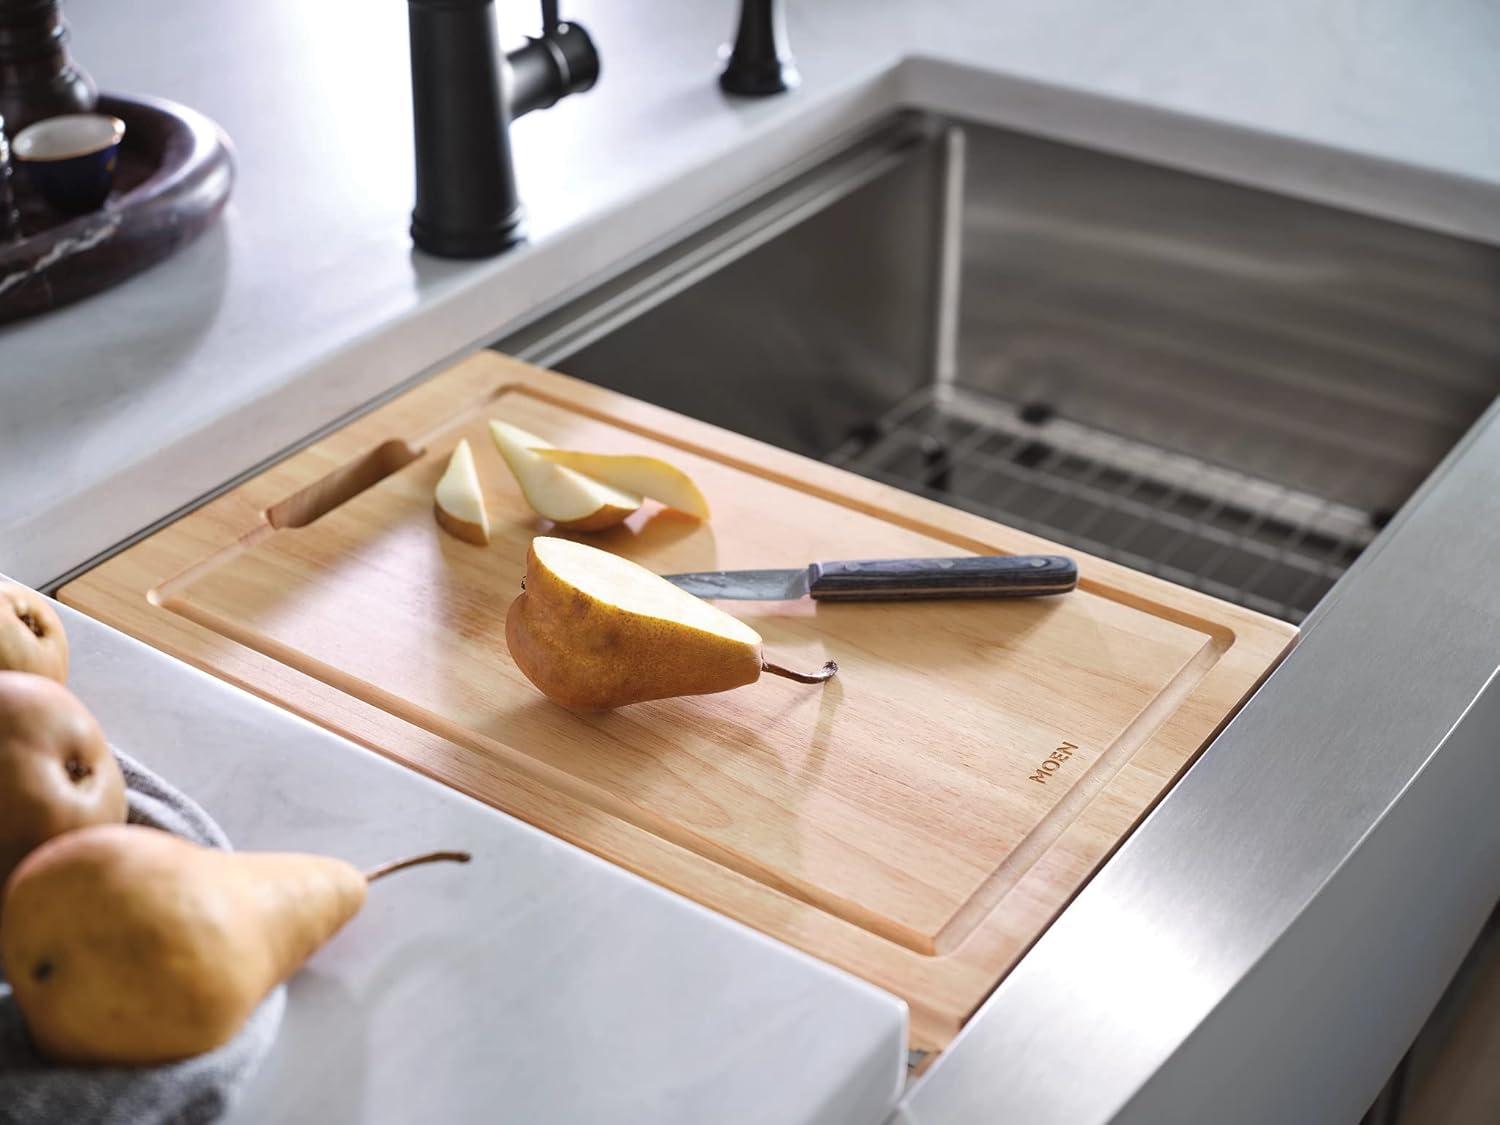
[407,0,598,259]
[720,0,796,97]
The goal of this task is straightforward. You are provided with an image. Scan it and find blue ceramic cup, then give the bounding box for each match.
[12,113,126,214]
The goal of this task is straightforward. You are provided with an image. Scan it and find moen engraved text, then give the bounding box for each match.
[1028,741,1079,784]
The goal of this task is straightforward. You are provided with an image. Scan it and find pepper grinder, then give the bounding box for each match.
[0,0,96,136]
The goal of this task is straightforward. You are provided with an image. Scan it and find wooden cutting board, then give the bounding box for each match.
[62,352,1296,1050]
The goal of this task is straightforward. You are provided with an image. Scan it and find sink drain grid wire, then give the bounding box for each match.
[829,386,1376,623]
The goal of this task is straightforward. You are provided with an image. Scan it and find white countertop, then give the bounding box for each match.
[48,595,906,1124]
[1,0,1498,586]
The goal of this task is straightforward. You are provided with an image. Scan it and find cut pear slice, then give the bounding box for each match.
[433,438,490,545]
[488,420,642,531]
[530,450,711,520]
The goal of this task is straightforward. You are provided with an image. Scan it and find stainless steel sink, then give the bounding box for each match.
[497,113,1500,623]
[492,111,1500,1118]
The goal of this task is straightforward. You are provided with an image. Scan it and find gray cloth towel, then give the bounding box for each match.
[0,750,284,1125]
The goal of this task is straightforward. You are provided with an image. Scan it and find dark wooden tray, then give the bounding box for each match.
[0,93,233,325]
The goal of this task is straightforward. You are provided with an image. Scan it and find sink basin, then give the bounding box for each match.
[497,113,1500,623]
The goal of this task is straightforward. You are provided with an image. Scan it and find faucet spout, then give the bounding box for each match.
[407,0,598,259]
[509,20,599,118]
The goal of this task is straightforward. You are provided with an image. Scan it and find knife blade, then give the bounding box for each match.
[663,555,1078,602]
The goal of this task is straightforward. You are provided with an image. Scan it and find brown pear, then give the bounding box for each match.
[0,825,468,1066]
[0,582,68,682]
[506,537,836,711]
[0,672,126,898]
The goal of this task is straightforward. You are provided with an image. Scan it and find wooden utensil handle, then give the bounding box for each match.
[807,555,1078,601]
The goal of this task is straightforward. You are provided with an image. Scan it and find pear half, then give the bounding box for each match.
[489,421,642,532]
[531,450,710,520]
[506,537,836,711]
[433,438,490,545]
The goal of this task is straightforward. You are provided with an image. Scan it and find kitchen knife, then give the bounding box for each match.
[663,555,1078,602]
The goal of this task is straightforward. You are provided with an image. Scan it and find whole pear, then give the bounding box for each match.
[506,537,835,711]
[1,825,368,1065]
[0,672,125,897]
[0,582,68,682]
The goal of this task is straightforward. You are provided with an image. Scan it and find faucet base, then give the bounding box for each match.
[719,57,799,97]
[410,207,525,259]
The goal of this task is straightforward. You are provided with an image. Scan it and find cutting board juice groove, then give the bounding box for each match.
[63,353,1296,1049]
[149,385,1232,957]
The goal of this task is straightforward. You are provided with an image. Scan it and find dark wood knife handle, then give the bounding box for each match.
[806,555,1078,601]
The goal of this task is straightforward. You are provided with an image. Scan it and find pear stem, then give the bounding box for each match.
[363,850,472,883]
[762,658,839,684]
